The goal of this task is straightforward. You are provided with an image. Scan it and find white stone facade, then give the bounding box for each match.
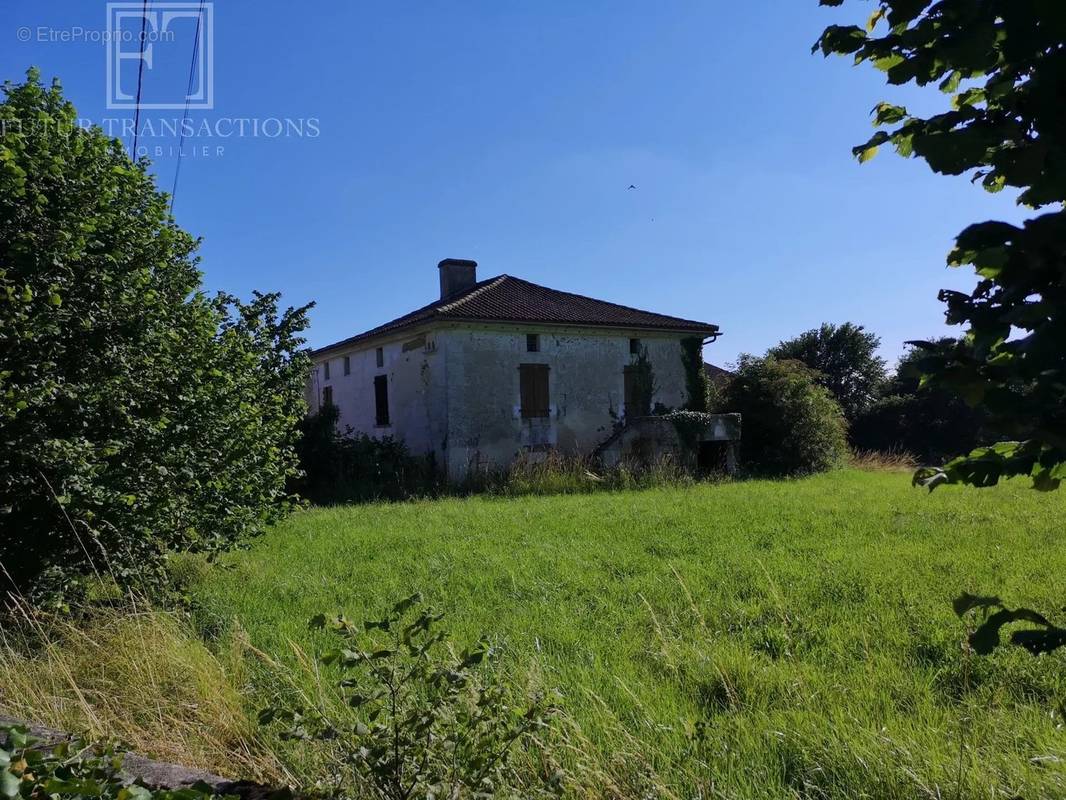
[307,322,702,480]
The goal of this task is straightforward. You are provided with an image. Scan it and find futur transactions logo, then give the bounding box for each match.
[105,2,214,110]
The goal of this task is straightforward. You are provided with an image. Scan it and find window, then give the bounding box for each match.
[376,347,384,368]
[374,375,390,426]
[526,333,540,353]
[624,365,651,417]
[343,355,351,376]
[519,364,550,419]
[323,360,330,380]
[322,385,333,407]
[629,338,641,355]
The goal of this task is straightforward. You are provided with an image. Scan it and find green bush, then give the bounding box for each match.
[850,340,990,464]
[259,595,557,799]
[293,406,441,504]
[719,355,847,475]
[0,71,310,605]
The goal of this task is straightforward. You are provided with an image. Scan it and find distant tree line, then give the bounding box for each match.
[714,322,990,475]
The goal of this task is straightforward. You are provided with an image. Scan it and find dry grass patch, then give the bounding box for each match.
[0,599,286,784]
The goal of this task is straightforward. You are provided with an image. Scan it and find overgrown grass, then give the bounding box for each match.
[190,469,1066,798]
[0,599,286,784]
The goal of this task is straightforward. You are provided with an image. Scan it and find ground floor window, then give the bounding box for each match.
[322,385,333,408]
[374,375,390,426]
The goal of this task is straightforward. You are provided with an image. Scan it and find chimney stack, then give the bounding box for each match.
[438,258,478,300]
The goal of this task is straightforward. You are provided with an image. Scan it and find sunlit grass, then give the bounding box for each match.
[194,469,1066,798]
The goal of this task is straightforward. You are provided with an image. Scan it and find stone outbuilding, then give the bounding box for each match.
[308,258,736,480]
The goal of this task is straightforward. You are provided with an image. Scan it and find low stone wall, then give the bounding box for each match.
[0,716,289,800]
[596,412,741,472]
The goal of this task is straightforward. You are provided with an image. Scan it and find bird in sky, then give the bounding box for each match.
[627,184,636,190]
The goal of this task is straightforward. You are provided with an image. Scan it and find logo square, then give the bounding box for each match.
[106,2,214,110]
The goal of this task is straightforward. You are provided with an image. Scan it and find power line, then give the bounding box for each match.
[130,0,150,157]
[170,0,205,214]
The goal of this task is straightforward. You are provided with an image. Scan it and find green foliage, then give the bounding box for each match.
[293,406,440,504]
[258,595,556,800]
[680,337,711,412]
[719,356,847,475]
[768,322,885,422]
[815,2,1066,490]
[0,724,227,800]
[0,71,310,604]
[851,339,989,462]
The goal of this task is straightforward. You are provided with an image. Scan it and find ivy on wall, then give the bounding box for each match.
[681,337,711,412]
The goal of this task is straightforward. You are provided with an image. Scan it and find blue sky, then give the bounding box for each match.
[4,1,1028,368]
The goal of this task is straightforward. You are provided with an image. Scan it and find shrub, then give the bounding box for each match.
[292,406,441,504]
[258,595,557,799]
[850,340,989,464]
[768,322,886,422]
[0,72,311,604]
[718,355,847,475]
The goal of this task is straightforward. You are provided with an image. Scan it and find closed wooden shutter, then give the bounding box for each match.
[519,364,550,418]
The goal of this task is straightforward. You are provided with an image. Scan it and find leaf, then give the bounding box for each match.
[857,145,879,163]
[0,770,18,799]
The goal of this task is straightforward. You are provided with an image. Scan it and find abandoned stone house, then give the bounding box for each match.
[308,258,737,479]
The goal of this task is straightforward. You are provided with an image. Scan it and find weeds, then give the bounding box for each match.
[0,597,285,784]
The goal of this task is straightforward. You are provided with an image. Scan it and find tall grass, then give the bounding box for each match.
[193,470,1066,799]
[0,597,286,784]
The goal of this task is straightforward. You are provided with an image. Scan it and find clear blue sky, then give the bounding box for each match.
[4,1,1028,368]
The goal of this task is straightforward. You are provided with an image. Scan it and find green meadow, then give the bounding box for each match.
[191,470,1066,798]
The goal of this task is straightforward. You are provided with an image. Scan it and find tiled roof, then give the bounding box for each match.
[314,275,719,355]
[703,362,734,387]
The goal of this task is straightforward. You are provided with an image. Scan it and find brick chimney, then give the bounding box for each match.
[438,258,477,300]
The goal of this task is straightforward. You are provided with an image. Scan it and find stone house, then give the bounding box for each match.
[308,258,724,480]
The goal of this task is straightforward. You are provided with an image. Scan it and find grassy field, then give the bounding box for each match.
[191,469,1066,798]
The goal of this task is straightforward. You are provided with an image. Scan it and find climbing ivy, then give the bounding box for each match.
[680,338,710,412]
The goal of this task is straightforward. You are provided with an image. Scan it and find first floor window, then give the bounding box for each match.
[322,385,333,407]
[519,364,550,419]
[343,355,351,375]
[323,360,331,380]
[376,347,384,368]
[526,333,540,352]
[374,374,390,426]
[629,337,641,355]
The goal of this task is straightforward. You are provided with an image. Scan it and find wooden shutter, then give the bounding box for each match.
[322,386,333,408]
[374,375,389,425]
[519,364,549,418]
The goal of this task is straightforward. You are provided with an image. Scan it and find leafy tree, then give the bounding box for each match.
[718,356,848,476]
[851,339,989,462]
[768,322,886,422]
[0,71,311,604]
[815,1,1066,491]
